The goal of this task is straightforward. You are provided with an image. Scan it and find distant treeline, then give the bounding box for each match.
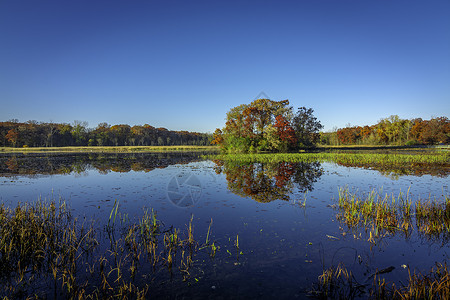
[0,120,212,147]
[321,115,449,146]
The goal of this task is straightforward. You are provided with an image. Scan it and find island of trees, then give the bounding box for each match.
[212,98,323,152]
[0,121,212,148]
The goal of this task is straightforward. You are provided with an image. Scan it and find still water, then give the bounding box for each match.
[0,152,448,298]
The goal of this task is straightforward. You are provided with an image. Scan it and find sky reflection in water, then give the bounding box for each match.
[0,153,448,298]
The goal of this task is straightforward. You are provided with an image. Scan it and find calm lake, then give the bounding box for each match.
[0,152,449,299]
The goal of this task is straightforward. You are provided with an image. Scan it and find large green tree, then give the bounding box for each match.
[292,107,323,147]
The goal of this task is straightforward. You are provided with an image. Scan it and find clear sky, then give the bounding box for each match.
[1,0,449,132]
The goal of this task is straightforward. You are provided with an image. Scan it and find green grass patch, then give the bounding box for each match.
[212,152,449,165]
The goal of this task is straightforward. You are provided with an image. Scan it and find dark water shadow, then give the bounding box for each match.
[0,152,210,177]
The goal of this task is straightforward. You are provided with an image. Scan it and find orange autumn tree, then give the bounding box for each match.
[5,129,19,147]
[211,128,224,145]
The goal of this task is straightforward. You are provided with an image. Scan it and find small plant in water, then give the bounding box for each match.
[0,199,224,299]
[335,187,450,244]
[312,262,450,299]
[310,263,365,299]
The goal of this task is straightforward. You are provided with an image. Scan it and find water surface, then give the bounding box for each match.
[0,152,448,298]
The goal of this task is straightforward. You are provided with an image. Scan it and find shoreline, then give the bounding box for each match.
[0,145,220,153]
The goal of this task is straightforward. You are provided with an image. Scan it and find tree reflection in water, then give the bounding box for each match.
[213,160,323,203]
[0,152,207,177]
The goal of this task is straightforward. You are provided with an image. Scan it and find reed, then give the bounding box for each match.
[392,263,450,299]
[0,200,224,299]
[415,195,450,242]
[107,199,120,228]
[312,262,450,299]
[311,263,364,299]
[335,187,450,244]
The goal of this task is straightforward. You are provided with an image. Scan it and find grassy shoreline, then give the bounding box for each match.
[317,144,449,150]
[1,144,446,154]
[0,145,219,153]
[212,151,450,165]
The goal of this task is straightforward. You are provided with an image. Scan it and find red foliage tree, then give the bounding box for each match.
[274,115,297,146]
[337,127,359,144]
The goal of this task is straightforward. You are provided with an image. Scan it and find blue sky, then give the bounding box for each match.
[1,0,449,132]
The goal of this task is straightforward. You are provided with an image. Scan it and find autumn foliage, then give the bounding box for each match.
[331,115,450,146]
[274,115,297,145]
[213,98,322,152]
[0,120,212,147]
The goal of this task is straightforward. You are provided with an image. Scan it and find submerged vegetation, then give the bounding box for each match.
[335,187,450,244]
[311,188,450,299]
[312,262,450,299]
[0,200,225,299]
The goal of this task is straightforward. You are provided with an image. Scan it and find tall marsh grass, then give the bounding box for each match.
[312,262,450,299]
[0,200,222,299]
[336,187,450,244]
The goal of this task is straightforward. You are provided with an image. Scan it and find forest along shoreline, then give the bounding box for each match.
[0,145,220,153]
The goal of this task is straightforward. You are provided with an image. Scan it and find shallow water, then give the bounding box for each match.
[0,152,449,298]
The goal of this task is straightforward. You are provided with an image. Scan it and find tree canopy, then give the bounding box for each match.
[0,120,212,147]
[321,115,450,146]
[212,98,323,152]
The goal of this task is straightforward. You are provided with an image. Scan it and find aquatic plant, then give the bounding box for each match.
[310,263,364,299]
[415,195,450,241]
[335,187,450,244]
[312,262,450,299]
[0,200,224,299]
[0,199,98,298]
[390,263,450,299]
